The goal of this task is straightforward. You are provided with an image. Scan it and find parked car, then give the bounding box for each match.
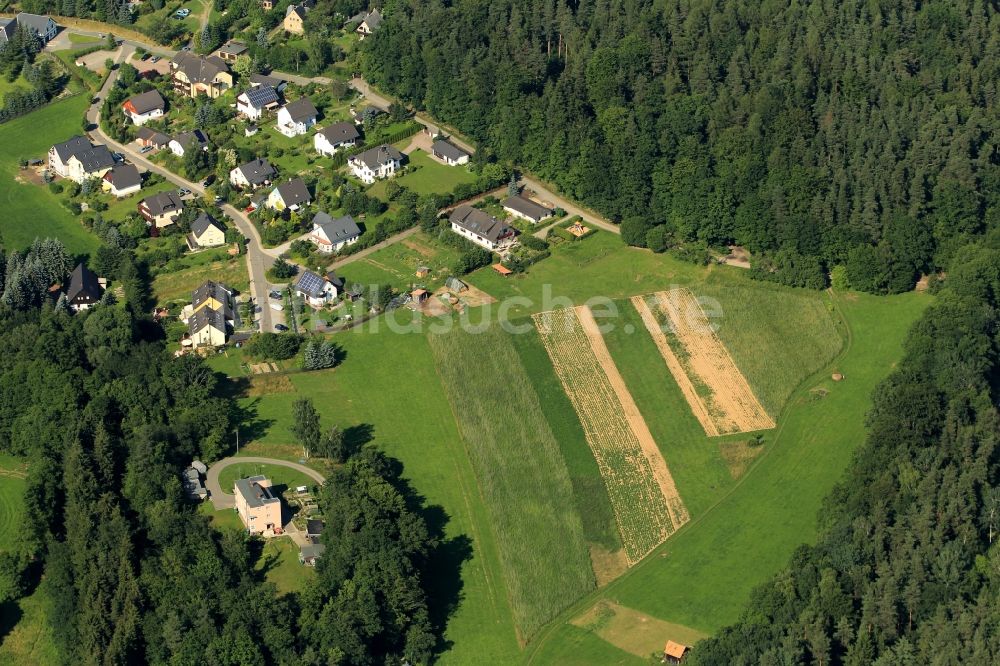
[270,303,284,312]
[268,290,283,299]
[201,175,215,187]
[177,187,191,196]
[150,55,161,63]
[274,324,289,332]
[140,53,151,61]
[140,146,153,154]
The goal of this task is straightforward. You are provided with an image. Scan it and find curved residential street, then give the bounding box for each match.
[205,456,326,510]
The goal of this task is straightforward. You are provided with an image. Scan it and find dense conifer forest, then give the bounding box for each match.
[362,0,1000,291]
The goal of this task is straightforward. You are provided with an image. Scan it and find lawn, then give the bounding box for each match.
[0,74,29,99]
[336,231,465,292]
[216,462,317,496]
[428,325,594,641]
[228,328,522,663]
[0,578,61,665]
[152,254,249,304]
[0,474,25,553]
[370,149,478,200]
[67,32,102,44]
[526,289,931,660]
[0,95,100,256]
[255,537,315,596]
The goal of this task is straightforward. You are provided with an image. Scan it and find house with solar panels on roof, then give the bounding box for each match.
[294,270,341,307]
[309,212,360,253]
[236,85,281,121]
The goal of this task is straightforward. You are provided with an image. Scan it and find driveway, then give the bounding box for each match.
[205,456,326,510]
[520,176,620,235]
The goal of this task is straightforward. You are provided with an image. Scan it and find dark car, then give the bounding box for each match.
[201,175,215,187]
[269,290,283,299]
[274,324,289,332]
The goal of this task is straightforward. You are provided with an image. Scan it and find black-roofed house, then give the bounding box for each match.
[309,212,360,253]
[314,121,361,156]
[236,85,280,121]
[449,204,516,250]
[502,194,554,224]
[66,263,104,312]
[102,164,142,198]
[122,89,166,126]
[138,191,184,228]
[294,270,338,307]
[187,212,226,249]
[230,157,277,189]
[356,9,382,39]
[249,72,287,91]
[48,136,115,183]
[266,177,311,211]
[170,52,233,98]
[277,97,318,137]
[169,129,208,157]
[431,139,471,166]
[348,144,403,184]
[136,127,171,150]
[215,39,247,63]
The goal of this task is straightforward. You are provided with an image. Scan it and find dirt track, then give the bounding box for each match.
[635,290,775,436]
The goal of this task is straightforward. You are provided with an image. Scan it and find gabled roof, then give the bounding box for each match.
[66,263,103,305]
[351,144,403,170]
[193,281,234,320]
[124,89,165,115]
[360,9,382,30]
[239,85,279,109]
[141,191,184,217]
[16,13,55,34]
[317,121,360,144]
[306,519,324,535]
[664,641,689,659]
[273,178,311,206]
[313,212,360,244]
[52,136,115,172]
[218,40,247,56]
[172,129,207,150]
[236,158,276,186]
[300,543,325,559]
[445,277,467,292]
[449,205,512,243]
[235,475,279,508]
[189,305,227,336]
[325,272,345,289]
[0,19,17,44]
[286,3,308,20]
[503,195,553,221]
[103,164,141,190]
[281,97,317,123]
[249,73,286,88]
[295,270,330,298]
[172,52,229,84]
[136,127,170,145]
[191,212,224,238]
[432,139,470,161]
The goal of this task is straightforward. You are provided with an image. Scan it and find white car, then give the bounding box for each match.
[269,303,284,311]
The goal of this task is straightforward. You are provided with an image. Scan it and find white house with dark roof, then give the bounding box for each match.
[101,164,142,198]
[230,158,277,189]
[1,14,58,44]
[236,85,280,121]
[294,270,338,307]
[188,306,228,346]
[431,139,470,166]
[122,90,166,126]
[266,178,311,211]
[169,130,208,157]
[449,204,516,250]
[138,191,184,228]
[187,212,226,249]
[66,263,104,312]
[314,121,360,156]
[356,9,382,39]
[277,97,318,137]
[309,212,360,253]
[48,136,116,183]
[502,195,553,224]
[348,144,403,184]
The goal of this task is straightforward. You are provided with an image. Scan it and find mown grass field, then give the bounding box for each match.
[427,325,594,641]
[255,537,314,596]
[217,462,317,495]
[526,289,931,660]
[0,95,100,255]
[227,328,522,664]
[369,149,478,199]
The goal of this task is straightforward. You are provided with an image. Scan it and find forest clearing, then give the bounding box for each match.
[533,306,688,563]
[632,290,775,436]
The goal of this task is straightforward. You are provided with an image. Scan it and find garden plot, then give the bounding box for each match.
[533,306,689,563]
[631,290,775,436]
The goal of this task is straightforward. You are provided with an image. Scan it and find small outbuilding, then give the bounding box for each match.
[664,641,690,664]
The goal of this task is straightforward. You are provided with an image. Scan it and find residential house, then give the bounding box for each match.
[66,263,104,312]
[182,465,208,501]
[299,543,325,566]
[306,519,324,539]
[294,270,338,307]
[664,641,690,664]
[249,72,287,92]
[187,212,226,249]
[266,177,311,211]
[101,164,142,198]
[314,121,360,156]
[215,40,247,63]
[138,191,184,227]
[309,212,360,253]
[48,136,115,184]
[431,139,470,165]
[236,85,280,121]
[353,104,383,125]
[230,157,277,189]
[276,97,318,137]
[1,13,58,44]
[191,281,235,323]
[348,144,403,184]
[169,129,208,157]
[356,9,382,39]
[188,305,228,346]
[121,89,166,126]
[502,194,553,224]
[283,1,313,34]
[135,127,170,150]
[170,52,233,98]
[449,204,516,250]
[235,476,283,535]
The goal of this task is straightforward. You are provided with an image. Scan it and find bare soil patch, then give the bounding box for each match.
[718,440,763,480]
[633,290,775,436]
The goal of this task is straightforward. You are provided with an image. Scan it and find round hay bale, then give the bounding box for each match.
[832,373,844,381]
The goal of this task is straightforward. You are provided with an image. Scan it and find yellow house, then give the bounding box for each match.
[283,4,308,34]
[170,53,233,98]
[187,212,227,249]
[188,306,227,346]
